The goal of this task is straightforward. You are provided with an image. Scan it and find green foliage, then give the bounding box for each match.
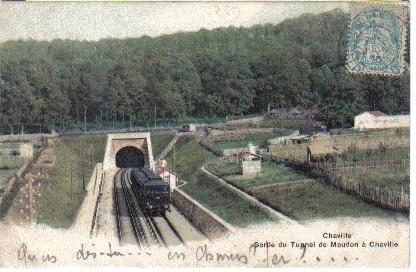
[183,172,274,227]
[208,161,309,189]
[165,136,216,181]
[252,182,398,220]
[337,146,410,194]
[165,135,273,226]
[0,149,24,187]
[212,131,287,150]
[0,9,410,133]
[344,171,410,194]
[339,146,409,162]
[206,161,242,176]
[36,135,106,228]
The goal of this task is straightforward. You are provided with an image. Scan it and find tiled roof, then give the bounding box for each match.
[367,111,385,117]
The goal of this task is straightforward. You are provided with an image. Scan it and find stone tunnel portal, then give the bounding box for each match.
[115,146,145,168]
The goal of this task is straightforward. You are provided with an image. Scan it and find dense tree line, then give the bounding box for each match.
[0,9,410,133]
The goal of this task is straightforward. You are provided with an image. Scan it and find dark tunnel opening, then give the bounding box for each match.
[115,146,145,168]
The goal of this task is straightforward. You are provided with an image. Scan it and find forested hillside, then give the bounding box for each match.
[0,9,409,133]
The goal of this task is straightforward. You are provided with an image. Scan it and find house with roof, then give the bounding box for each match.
[354,111,410,130]
[239,143,262,177]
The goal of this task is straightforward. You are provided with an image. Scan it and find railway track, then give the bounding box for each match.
[115,170,146,246]
[115,168,186,247]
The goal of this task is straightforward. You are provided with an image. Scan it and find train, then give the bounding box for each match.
[129,167,171,215]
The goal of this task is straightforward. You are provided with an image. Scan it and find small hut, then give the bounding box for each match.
[180,123,196,132]
[288,135,311,145]
[19,143,33,159]
[306,144,341,162]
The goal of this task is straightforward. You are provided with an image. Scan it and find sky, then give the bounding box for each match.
[0,2,350,43]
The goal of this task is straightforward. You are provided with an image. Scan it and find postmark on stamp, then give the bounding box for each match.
[347,3,408,75]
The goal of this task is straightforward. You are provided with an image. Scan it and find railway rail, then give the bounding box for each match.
[115,168,187,247]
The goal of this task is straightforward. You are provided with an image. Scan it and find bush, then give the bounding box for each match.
[10,150,20,156]
[378,142,387,153]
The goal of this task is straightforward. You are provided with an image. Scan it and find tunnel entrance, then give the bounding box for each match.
[115,146,145,168]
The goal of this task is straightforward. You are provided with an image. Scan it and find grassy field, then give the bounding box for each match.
[335,146,410,194]
[212,131,285,150]
[207,161,309,189]
[339,146,410,162]
[169,134,401,223]
[206,161,241,176]
[165,136,274,227]
[251,181,398,221]
[345,171,410,194]
[37,135,107,228]
[166,136,217,181]
[183,172,275,227]
[256,118,321,129]
[150,131,176,158]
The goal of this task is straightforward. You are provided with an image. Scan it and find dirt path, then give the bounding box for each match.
[249,179,314,191]
[94,169,118,240]
[5,139,57,225]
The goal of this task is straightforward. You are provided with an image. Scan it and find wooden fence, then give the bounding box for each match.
[265,155,410,213]
[313,160,410,174]
[269,132,410,163]
[310,162,410,212]
[269,144,307,161]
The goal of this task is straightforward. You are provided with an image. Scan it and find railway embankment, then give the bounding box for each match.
[72,163,104,235]
[171,188,235,240]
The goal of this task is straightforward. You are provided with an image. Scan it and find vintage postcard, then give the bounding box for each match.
[0,1,411,269]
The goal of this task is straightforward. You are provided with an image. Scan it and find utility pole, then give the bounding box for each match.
[28,175,33,223]
[154,107,157,128]
[81,136,85,191]
[70,156,73,200]
[173,144,176,169]
[82,154,85,191]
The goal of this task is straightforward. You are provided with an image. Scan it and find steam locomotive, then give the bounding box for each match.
[129,167,171,215]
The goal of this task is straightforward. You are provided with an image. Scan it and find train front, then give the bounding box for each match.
[144,180,171,215]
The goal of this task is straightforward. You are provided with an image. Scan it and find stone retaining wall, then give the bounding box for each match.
[0,160,31,206]
[0,133,53,143]
[226,116,264,125]
[210,127,273,137]
[171,188,234,240]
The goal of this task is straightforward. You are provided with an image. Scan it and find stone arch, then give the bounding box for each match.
[103,133,155,171]
[115,146,145,168]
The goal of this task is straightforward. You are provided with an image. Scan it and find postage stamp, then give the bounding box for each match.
[0,1,411,269]
[347,3,408,75]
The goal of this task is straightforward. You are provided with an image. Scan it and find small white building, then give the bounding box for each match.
[240,143,261,177]
[268,130,300,145]
[19,143,33,159]
[354,111,410,130]
[159,169,177,192]
[180,123,196,132]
